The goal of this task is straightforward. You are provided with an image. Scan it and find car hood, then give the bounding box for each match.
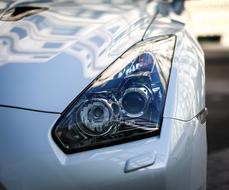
[0,0,157,113]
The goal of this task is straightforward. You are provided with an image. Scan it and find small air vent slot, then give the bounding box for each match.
[0,6,48,21]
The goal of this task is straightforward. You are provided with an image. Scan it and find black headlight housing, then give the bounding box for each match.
[52,35,176,153]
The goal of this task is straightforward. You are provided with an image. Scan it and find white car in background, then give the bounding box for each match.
[0,0,207,190]
[186,0,229,48]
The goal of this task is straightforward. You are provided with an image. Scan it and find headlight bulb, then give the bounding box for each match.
[78,99,116,136]
[121,87,150,118]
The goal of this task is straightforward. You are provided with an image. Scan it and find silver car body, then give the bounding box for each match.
[0,1,207,190]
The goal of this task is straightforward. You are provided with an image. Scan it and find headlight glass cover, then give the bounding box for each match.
[53,35,176,153]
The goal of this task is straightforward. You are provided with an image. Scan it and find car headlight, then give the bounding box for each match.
[52,35,176,153]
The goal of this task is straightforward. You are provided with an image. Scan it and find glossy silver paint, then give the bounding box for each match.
[0,1,207,190]
[0,1,156,112]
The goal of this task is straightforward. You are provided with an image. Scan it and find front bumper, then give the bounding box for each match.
[0,107,206,190]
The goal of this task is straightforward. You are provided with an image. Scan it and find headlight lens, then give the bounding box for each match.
[53,35,176,153]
